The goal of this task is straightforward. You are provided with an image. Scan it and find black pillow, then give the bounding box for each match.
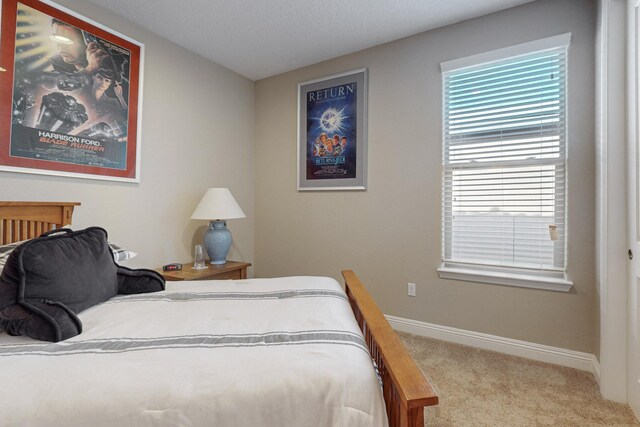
[0,227,164,342]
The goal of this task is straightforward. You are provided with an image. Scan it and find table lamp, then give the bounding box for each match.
[191,188,246,265]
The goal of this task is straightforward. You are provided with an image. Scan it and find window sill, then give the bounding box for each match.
[437,266,574,292]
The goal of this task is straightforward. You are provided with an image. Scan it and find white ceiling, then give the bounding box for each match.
[86,0,537,81]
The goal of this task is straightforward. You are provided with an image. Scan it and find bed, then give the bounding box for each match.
[0,201,438,427]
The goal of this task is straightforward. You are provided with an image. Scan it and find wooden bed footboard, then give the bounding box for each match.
[342,270,438,427]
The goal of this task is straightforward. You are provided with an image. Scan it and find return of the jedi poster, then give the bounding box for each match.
[0,0,143,182]
[298,69,367,191]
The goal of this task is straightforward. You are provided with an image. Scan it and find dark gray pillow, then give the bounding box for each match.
[0,227,164,342]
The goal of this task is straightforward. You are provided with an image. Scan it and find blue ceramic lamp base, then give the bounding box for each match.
[203,220,232,265]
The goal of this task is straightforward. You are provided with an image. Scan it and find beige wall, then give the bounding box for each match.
[0,0,597,354]
[255,0,596,353]
[0,0,255,271]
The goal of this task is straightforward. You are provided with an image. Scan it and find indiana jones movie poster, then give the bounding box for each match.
[0,0,142,181]
[298,69,367,191]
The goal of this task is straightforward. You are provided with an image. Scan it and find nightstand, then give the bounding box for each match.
[156,261,251,281]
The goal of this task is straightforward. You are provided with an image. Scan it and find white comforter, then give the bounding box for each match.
[0,276,387,427]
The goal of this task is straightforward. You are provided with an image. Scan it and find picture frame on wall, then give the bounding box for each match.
[297,68,368,191]
[0,0,144,182]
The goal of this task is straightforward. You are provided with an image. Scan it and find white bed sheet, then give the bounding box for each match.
[0,276,387,427]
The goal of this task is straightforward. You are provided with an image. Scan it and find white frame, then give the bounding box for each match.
[297,68,368,191]
[438,34,573,292]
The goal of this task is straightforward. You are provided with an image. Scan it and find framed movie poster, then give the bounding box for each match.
[297,68,367,191]
[0,0,143,182]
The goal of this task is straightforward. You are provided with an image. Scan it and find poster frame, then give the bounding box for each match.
[0,0,144,183]
[297,68,368,191]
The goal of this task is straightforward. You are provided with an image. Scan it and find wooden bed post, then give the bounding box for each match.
[342,270,438,427]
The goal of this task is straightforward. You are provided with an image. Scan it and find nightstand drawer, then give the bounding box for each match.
[208,270,242,280]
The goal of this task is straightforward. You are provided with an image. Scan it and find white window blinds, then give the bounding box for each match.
[441,37,568,277]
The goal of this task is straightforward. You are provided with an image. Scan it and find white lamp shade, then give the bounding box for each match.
[191,188,246,220]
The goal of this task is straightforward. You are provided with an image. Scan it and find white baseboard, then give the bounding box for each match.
[386,314,600,382]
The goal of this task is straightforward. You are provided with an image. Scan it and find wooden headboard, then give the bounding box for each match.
[0,202,80,245]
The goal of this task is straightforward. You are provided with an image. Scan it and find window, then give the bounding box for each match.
[439,34,572,292]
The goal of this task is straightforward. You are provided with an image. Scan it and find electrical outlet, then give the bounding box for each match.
[408,282,416,297]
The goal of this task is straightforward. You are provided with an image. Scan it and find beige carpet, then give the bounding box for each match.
[398,332,639,427]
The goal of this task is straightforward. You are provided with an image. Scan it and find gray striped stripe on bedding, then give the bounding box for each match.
[105,289,348,303]
[0,330,367,356]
